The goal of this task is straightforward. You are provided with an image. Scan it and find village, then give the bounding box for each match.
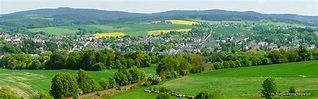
[0,22,316,55]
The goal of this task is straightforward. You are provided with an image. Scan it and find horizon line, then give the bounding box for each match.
[1,7,317,17]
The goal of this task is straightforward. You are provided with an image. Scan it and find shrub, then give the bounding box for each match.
[50,73,79,99]
[113,70,129,86]
[93,62,106,71]
[159,87,170,93]
[77,69,94,93]
[0,87,19,98]
[98,78,109,90]
[289,86,296,93]
[214,62,223,69]
[93,81,103,91]
[148,76,161,85]
[211,90,223,99]
[261,78,277,99]
[30,92,53,99]
[156,93,170,99]
[195,91,211,99]
[108,77,117,88]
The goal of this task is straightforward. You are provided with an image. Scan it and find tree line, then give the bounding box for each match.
[1,44,316,72]
[50,67,145,98]
[155,45,317,79]
[0,49,157,70]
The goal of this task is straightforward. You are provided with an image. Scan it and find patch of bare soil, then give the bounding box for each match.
[9,87,28,97]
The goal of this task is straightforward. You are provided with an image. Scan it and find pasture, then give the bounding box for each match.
[29,27,78,35]
[0,66,156,97]
[215,27,252,35]
[28,23,193,36]
[111,61,318,98]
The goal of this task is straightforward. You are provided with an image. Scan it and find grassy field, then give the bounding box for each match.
[112,61,318,99]
[91,24,192,36]
[215,27,252,35]
[0,66,156,97]
[29,27,78,35]
[28,24,193,36]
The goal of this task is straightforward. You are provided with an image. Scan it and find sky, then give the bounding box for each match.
[0,0,318,16]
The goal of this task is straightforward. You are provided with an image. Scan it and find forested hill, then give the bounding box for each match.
[2,7,146,20]
[0,7,317,28]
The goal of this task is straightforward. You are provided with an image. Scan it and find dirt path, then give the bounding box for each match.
[65,83,139,99]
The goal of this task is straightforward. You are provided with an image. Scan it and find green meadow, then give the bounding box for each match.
[0,66,156,97]
[111,61,318,99]
[28,24,193,36]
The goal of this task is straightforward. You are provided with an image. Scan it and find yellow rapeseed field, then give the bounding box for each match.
[167,20,199,25]
[95,32,125,38]
[147,29,191,35]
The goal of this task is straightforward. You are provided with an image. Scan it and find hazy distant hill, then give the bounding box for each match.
[0,7,317,28]
[3,7,146,20]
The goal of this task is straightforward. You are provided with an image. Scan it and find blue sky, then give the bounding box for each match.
[0,0,317,16]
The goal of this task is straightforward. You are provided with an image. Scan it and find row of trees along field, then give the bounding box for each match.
[50,67,145,98]
[0,45,316,72]
[155,45,317,79]
[0,49,156,70]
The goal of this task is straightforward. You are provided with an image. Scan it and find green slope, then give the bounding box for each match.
[0,66,156,97]
[112,61,318,99]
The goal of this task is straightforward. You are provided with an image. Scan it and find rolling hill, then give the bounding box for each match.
[0,7,317,29]
[111,60,318,98]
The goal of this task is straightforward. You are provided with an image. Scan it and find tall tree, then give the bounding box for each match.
[298,45,312,61]
[79,50,96,70]
[77,69,94,93]
[190,54,207,73]
[113,70,129,86]
[45,51,68,69]
[50,73,79,98]
[98,78,109,90]
[261,78,277,99]
[128,66,142,83]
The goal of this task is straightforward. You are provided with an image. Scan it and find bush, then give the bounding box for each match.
[98,78,109,90]
[77,69,94,93]
[159,87,170,93]
[289,86,296,93]
[50,73,79,99]
[156,93,170,99]
[143,80,151,86]
[211,90,223,99]
[108,77,117,88]
[29,60,42,70]
[0,87,19,98]
[30,92,53,99]
[214,62,224,69]
[113,70,129,86]
[148,76,161,85]
[261,78,277,99]
[93,62,106,71]
[128,66,142,83]
[93,81,103,91]
[195,91,211,99]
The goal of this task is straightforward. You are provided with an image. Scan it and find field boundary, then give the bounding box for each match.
[65,83,139,99]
